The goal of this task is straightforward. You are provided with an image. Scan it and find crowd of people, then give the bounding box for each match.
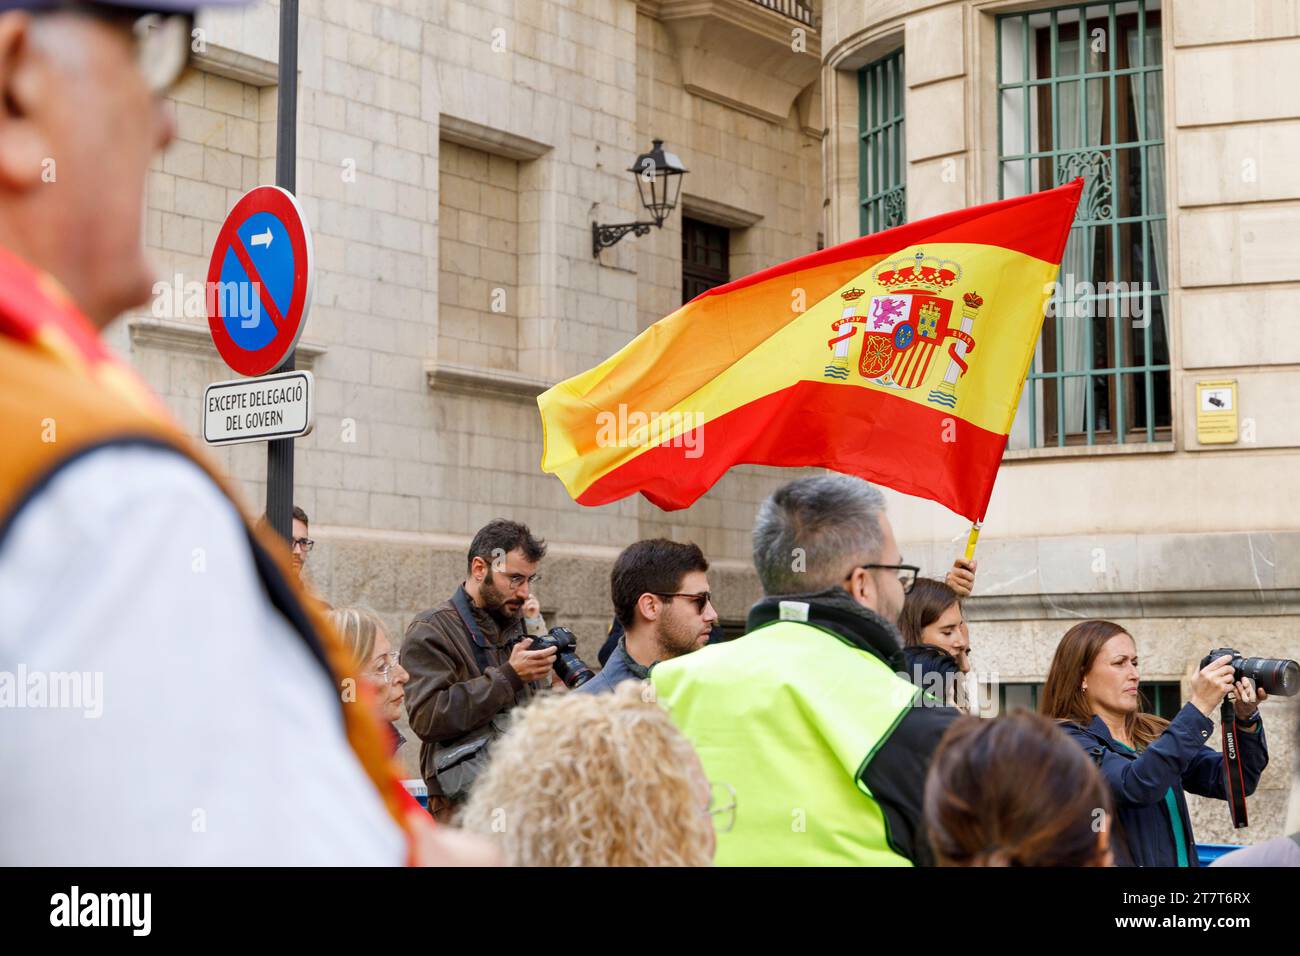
[1,0,1293,870]
[304,472,1284,868]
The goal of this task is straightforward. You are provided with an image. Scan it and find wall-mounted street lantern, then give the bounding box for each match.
[592,139,688,257]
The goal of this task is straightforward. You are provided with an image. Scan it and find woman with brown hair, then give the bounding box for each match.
[898,577,972,710]
[1041,620,1269,867]
[925,711,1114,866]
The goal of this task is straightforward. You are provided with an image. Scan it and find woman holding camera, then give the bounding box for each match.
[1041,620,1269,867]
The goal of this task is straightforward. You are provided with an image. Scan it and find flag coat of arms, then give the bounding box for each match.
[538,180,1083,522]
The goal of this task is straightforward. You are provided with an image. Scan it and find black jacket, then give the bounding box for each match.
[901,644,964,709]
[747,589,959,865]
[1059,704,1268,867]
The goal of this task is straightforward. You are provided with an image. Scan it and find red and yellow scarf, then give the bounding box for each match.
[0,245,418,854]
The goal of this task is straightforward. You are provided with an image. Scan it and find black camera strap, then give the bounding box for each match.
[451,585,493,676]
[1219,698,1249,829]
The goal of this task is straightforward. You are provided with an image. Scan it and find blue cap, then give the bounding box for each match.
[0,1,254,12]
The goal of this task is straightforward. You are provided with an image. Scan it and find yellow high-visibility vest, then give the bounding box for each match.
[652,618,919,866]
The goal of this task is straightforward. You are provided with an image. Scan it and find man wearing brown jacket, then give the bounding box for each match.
[402,519,558,822]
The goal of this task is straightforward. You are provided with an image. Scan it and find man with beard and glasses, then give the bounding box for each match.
[580,539,717,694]
[401,519,555,822]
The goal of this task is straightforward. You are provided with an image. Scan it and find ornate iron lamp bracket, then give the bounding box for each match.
[592,221,655,257]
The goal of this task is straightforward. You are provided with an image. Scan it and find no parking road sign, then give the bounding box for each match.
[207,185,314,376]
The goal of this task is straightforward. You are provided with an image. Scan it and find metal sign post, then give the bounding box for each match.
[267,0,300,543]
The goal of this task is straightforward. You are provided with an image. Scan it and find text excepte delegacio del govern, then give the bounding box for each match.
[207,379,305,430]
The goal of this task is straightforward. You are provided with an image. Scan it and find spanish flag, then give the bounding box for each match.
[538,181,1083,521]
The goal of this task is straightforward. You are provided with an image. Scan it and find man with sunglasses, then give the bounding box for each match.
[402,518,556,823]
[580,539,717,695]
[651,474,959,866]
[0,1,426,863]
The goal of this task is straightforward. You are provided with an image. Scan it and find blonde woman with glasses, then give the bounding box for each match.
[329,607,410,756]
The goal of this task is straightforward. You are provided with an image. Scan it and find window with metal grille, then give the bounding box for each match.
[682,217,730,304]
[1000,680,1180,721]
[859,49,905,235]
[998,1,1169,449]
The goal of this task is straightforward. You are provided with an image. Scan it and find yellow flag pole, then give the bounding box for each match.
[963,520,983,562]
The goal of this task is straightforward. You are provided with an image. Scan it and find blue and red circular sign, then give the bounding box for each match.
[206,185,314,376]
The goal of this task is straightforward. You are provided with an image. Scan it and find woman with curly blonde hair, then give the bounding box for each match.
[458,681,720,866]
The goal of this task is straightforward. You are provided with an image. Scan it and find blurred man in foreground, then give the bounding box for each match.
[0,0,479,864]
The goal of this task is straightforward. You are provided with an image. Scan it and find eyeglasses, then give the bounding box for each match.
[852,563,920,594]
[706,781,736,833]
[291,537,315,554]
[44,4,195,94]
[131,11,194,94]
[371,651,401,685]
[496,571,541,590]
[653,591,713,614]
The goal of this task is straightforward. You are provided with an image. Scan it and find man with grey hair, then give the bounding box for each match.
[651,473,958,866]
[751,475,906,620]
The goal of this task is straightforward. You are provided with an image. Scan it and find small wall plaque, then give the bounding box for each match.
[1196,380,1238,445]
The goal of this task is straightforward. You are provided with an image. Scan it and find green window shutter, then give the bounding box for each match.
[859,49,906,236]
[998,2,1170,448]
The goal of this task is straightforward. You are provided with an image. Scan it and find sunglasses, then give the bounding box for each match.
[653,591,713,614]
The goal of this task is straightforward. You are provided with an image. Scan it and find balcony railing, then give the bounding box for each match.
[751,0,815,27]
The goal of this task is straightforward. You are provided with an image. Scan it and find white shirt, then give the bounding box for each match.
[0,446,406,865]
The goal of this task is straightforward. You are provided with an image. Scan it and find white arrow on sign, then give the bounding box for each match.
[249,228,273,248]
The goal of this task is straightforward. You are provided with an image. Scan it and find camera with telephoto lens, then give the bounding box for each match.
[526,626,595,688]
[1199,648,1300,697]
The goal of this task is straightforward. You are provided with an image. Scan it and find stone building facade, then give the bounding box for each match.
[115,0,824,779]
[114,0,1294,841]
[821,0,1299,842]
